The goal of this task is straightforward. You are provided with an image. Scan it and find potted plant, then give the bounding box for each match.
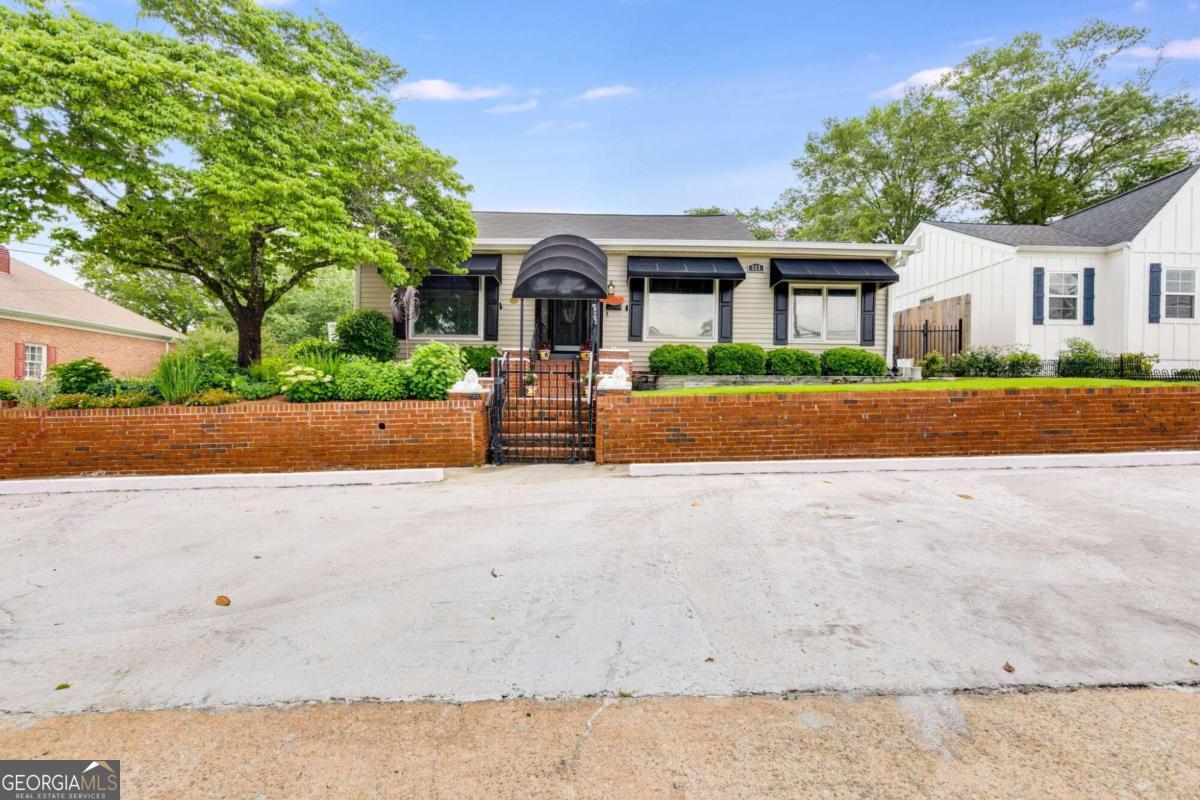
[579,339,593,363]
[524,371,537,397]
[537,341,551,360]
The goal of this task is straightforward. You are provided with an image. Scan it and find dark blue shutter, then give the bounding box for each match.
[773,283,788,345]
[859,283,876,346]
[483,278,499,341]
[717,280,734,343]
[1082,268,1095,326]
[1149,263,1161,324]
[1033,267,1045,325]
[628,278,644,341]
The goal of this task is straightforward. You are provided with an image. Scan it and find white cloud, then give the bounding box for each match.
[392,79,510,102]
[871,66,953,100]
[1131,0,1151,11]
[486,98,539,114]
[574,85,636,101]
[527,120,590,135]
[1128,38,1200,59]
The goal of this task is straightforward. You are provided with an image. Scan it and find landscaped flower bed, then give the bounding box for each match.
[4,311,471,413]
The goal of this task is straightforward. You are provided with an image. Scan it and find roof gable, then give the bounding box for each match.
[472,211,755,241]
[0,255,180,339]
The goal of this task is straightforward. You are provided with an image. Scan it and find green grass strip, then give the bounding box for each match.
[635,377,1198,397]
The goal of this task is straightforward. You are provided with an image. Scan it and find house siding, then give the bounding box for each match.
[1128,169,1200,366]
[1,317,171,380]
[357,250,891,371]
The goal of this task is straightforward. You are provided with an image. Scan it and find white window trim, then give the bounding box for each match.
[643,278,719,342]
[787,282,861,344]
[1163,267,1197,323]
[23,342,47,381]
[1045,269,1082,324]
[410,275,485,342]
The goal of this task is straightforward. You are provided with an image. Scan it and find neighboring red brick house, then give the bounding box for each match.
[0,246,179,380]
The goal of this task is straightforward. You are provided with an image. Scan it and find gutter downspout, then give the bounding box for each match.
[885,247,904,369]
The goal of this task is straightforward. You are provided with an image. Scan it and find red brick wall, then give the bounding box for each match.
[0,398,488,479]
[1,318,171,380]
[595,386,1200,464]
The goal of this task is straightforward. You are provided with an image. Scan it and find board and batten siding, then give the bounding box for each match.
[896,224,1017,349]
[357,251,890,370]
[1128,169,1200,366]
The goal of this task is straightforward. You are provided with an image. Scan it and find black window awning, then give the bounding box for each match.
[513,234,608,299]
[770,258,899,286]
[627,256,746,282]
[432,253,501,281]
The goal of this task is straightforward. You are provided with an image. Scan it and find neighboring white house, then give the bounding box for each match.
[894,165,1200,367]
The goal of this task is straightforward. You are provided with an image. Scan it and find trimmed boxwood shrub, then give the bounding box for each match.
[708,343,766,376]
[767,348,820,376]
[648,344,707,375]
[0,378,17,401]
[50,357,111,394]
[461,345,500,376]
[820,347,887,376]
[335,309,396,361]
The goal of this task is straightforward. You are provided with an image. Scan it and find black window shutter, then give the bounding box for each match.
[773,283,788,345]
[1083,268,1095,326]
[717,280,734,343]
[628,278,644,341]
[1033,267,1045,325]
[1149,263,1161,324]
[483,278,499,341]
[860,283,876,346]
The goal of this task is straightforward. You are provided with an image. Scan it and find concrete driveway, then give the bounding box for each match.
[2,463,1199,713]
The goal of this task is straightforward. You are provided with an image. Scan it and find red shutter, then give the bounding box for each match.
[47,346,57,367]
[0,245,10,275]
[13,342,24,379]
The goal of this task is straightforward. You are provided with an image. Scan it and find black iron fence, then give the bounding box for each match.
[489,354,596,464]
[894,320,965,361]
[931,354,1200,382]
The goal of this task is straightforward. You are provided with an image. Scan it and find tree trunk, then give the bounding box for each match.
[234,306,266,367]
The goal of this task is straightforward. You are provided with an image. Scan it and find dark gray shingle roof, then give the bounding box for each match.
[926,164,1199,248]
[925,221,1100,247]
[1051,164,1200,246]
[472,211,755,241]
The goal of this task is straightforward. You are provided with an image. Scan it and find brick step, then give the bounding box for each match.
[499,445,595,463]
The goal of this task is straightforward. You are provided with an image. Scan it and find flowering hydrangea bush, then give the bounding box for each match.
[280,365,335,403]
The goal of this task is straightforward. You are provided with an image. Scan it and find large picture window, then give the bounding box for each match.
[1165,269,1196,320]
[790,285,858,342]
[646,279,715,340]
[1047,271,1079,321]
[414,275,480,337]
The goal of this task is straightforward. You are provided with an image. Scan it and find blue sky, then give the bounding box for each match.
[11,0,1200,280]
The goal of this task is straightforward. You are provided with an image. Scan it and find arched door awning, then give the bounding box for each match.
[512,234,608,299]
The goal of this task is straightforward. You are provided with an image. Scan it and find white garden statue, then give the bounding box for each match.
[597,365,631,391]
[449,368,484,394]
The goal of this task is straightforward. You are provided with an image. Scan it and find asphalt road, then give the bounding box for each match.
[2,463,1199,713]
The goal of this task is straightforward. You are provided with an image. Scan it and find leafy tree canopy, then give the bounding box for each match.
[757,20,1199,243]
[683,207,776,240]
[0,0,475,364]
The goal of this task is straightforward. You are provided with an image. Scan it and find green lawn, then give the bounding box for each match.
[635,377,1196,397]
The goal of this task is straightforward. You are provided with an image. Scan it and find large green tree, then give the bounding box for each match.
[778,91,966,242]
[684,206,777,240]
[947,21,1200,224]
[0,0,474,365]
[77,266,220,334]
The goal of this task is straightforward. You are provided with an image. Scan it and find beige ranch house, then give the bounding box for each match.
[355,212,911,374]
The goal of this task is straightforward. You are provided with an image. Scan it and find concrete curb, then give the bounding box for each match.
[628,450,1200,477]
[0,468,444,495]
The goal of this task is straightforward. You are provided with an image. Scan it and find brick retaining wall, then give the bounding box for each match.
[0,397,488,479]
[594,386,1200,464]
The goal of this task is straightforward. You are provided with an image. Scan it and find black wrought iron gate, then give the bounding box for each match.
[489,354,596,464]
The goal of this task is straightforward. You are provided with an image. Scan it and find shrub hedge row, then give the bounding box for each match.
[648,343,886,377]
